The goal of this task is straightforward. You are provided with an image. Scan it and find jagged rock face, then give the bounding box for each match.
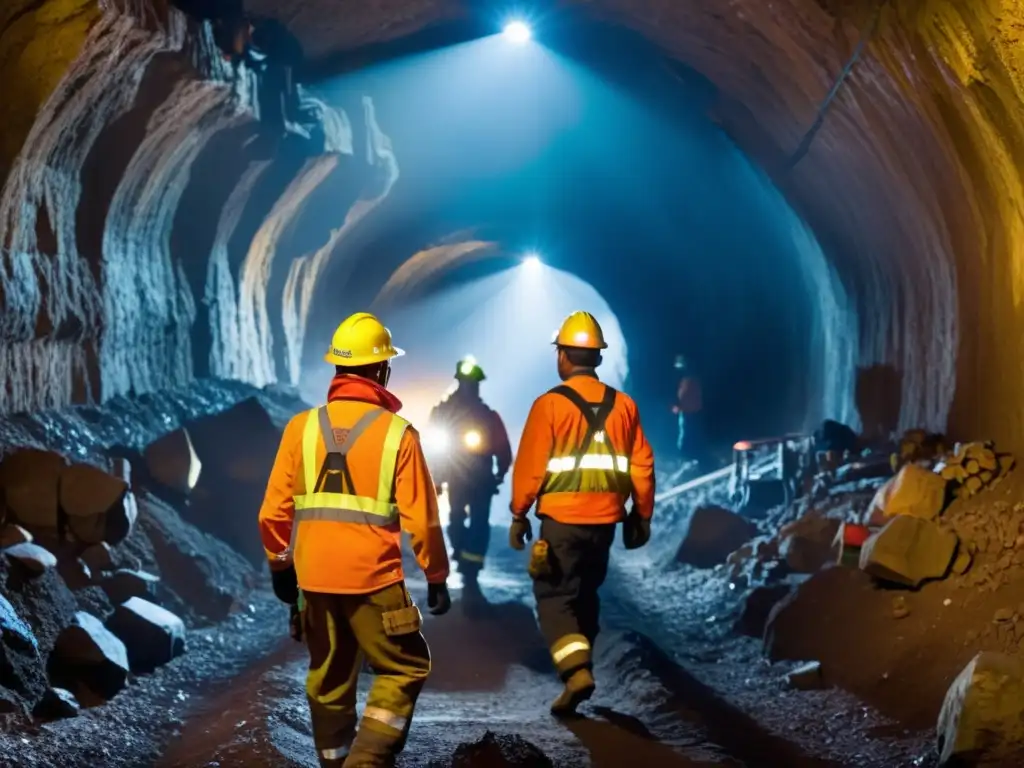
[3,0,1024,450]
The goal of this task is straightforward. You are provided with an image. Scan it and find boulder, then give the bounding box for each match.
[106,597,186,673]
[0,555,79,656]
[143,427,202,495]
[59,463,136,545]
[80,542,115,574]
[859,515,958,588]
[937,652,1024,765]
[0,593,46,715]
[0,449,67,531]
[5,542,58,575]
[866,464,948,525]
[101,569,159,605]
[0,524,32,548]
[778,517,842,573]
[451,731,554,768]
[57,557,93,590]
[50,611,130,702]
[183,398,282,566]
[33,687,80,720]
[676,506,758,569]
[735,584,794,638]
[814,419,858,454]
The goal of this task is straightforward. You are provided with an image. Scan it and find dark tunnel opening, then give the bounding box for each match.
[296,18,839,456]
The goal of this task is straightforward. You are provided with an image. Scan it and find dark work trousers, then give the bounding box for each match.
[447,483,494,579]
[532,517,616,680]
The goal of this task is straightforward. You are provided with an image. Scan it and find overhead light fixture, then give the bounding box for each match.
[503,20,532,44]
[522,252,541,267]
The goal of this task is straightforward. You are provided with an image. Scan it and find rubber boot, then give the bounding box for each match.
[342,727,398,768]
[550,668,595,717]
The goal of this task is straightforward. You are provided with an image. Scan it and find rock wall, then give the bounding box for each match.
[0,0,395,415]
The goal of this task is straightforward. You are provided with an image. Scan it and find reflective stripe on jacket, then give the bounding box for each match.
[511,375,656,525]
[259,376,449,594]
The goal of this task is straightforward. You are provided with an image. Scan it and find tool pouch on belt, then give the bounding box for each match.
[528,539,552,580]
[382,605,423,637]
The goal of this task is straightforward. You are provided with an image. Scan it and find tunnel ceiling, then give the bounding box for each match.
[245,0,1024,451]
[4,0,1024,454]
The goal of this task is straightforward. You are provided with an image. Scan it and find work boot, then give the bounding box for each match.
[550,668,595,717]
[342,728,398,768]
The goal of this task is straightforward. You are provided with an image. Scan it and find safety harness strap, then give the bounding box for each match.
[313,406,383,494]
[542,385,630,495]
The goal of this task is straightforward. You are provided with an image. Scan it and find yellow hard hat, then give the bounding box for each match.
[552,311,607,350]
[324,312,405,366]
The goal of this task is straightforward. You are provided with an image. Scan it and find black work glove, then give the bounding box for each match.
[509,515,533,551]
[427,582,451,616]
[622,510,651,550]
[270,565,299,604]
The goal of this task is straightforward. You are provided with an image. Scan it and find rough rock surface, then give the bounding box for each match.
[778,516,841,573]
[59,463,135,545]
[867,464,948,524]
[676,505,758,569]
[33,687,81,720]
[100,569,159,605]
[143,427,202,498]
[0,450,67,532]
[0,523,32,548]
[0,592,46,715]
[735,583,794,638]
[105,597,186,673]
[0,552,78,657]
[50,611,130,703]
[5,542,58,574]
[937,652,1024,766]
[448,731,555,767]
[859,515,958,588]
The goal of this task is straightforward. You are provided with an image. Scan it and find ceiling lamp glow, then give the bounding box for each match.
[523,252,542,267]
[503,20,532,43]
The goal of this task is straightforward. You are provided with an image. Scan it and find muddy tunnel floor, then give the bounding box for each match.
[146,528,929,768]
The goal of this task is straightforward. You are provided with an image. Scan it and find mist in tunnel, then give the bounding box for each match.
[299,257,627,523]
[302,19,854,457]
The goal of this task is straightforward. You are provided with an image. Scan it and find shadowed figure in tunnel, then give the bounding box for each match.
[510,311,656,717]
[424,357,512,598]
[258,312,452,768]
[672,355,705,469]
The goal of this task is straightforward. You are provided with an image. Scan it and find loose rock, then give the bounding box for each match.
[0,524,32,548]
[450,731,554,768]
[937,652,1024,765]
[892,596,910,620]
[143,427,202,496]
[33,687,80,720]
[676,506,758,569]
[778,516,841,573]
[57,558,93,590]
[859,515,958,588]
[4,542,58,575]
[106,597,186,673]
[787,661,825,690]
[59,463,136,545]
[50,611,130,702]
[80,542,115,574]
[867,464,948,525]
[0,593,45,715]
[0,450,67,532]
[101,569,159,605]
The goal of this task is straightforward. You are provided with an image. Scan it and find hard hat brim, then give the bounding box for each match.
[324,346,405,366]
[552,339,609,350]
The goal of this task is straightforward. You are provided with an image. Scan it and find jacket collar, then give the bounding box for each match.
[326,374,403,414]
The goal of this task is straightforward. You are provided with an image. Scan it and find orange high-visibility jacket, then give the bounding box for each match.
[258,376,449,594]
[511,374,655,525]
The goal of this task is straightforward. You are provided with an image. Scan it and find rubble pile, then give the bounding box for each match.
[0,395,284,721]
[709,423,1024,765]
[447,731,554,768]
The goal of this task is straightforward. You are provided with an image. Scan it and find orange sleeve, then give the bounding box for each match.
[395,426,450,584]
[629,404,656,519]
[258,412,305,568]
[511,396,553,516]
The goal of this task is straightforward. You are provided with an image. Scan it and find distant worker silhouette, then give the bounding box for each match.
[510,311,656,716]
[258,312,451,767]
[673,354,704,466]
[425,357,512,594]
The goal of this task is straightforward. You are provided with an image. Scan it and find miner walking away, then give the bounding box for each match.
[510,310,655,716]
[258,312,452,768]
